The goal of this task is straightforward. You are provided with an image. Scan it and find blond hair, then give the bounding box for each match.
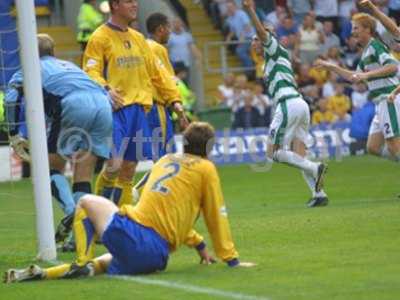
[352,13,377,34]
[37,33,54,57]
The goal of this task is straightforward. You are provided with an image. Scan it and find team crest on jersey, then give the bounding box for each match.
[124,41,132,49]
[86,58,97,68]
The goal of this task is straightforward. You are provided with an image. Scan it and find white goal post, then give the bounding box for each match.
[15,0,56,261]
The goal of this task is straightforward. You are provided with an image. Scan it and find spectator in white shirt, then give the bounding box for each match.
[217,72,235,107]
[168,18,202,68]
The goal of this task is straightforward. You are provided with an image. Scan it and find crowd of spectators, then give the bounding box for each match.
[199,0,400,135]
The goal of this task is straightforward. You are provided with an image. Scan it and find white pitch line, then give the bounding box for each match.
[113,275,271,300]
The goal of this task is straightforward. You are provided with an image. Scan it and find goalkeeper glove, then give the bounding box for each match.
[9,135,30,162]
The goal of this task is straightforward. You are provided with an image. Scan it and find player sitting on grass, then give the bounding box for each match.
[242,0,328,207]
[4,122,255,283]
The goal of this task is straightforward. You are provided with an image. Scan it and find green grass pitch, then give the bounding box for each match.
[0,155,399,300]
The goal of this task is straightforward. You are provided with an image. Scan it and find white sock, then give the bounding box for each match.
[302,171,327,198]
[274,149,319,177]
[380,145,400,162]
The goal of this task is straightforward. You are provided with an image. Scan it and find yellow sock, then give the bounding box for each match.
[44,264,71,279]
[95,170,116,198]
[92,258,107,275]
[74,207,97,266]
[114,179,134,207]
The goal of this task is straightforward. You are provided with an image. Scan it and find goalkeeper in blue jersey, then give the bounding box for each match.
[5,34,113,247]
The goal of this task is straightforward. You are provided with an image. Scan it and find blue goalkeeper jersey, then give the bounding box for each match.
[5,55,108,135]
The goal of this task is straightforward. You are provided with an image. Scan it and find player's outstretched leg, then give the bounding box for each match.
[302,171,329,207]
[4,265,44,283]
[273,149,320,177]
[291,139,328,207]
[4,254,111,283]
[315,162,328,193]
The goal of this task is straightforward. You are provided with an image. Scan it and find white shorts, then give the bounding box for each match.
[269,97,310,146]
[368,97,400,139]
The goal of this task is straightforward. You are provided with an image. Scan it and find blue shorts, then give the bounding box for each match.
[48,91,112,159]
[112,104,152,162]
[147,103,176,160]
[102,214,169,275]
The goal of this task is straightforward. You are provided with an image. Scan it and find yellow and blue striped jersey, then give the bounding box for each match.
[83,23,180,108]
[119,153,239,262]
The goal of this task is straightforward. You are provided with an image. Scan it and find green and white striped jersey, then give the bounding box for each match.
[357,38,399,103]
[263,33,301,105]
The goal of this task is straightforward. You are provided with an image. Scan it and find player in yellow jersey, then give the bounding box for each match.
[131,13,180,199]
[4,122,255,283]
[82,0,187,208]
[146,13,177,160]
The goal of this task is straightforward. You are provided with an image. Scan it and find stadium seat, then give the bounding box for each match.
[10,6,52,25]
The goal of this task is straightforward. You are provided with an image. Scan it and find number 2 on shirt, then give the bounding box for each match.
[151,162,180,194]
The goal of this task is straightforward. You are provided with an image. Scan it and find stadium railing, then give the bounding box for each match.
[203,40,255,75]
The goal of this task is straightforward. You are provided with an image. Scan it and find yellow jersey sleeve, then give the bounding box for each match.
[83,28,108,87]
[201,162,239,262]
[147,39,175,75]
[184,229,204,248]
[143,40,181,105]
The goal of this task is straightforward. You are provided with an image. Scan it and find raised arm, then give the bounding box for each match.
[242,0,268,42]
[359,0,400,39]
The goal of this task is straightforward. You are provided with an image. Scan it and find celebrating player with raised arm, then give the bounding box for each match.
[242,0,328,207]
[315,12,400,163]
[358,0,400,41]
[4,122,255,283]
